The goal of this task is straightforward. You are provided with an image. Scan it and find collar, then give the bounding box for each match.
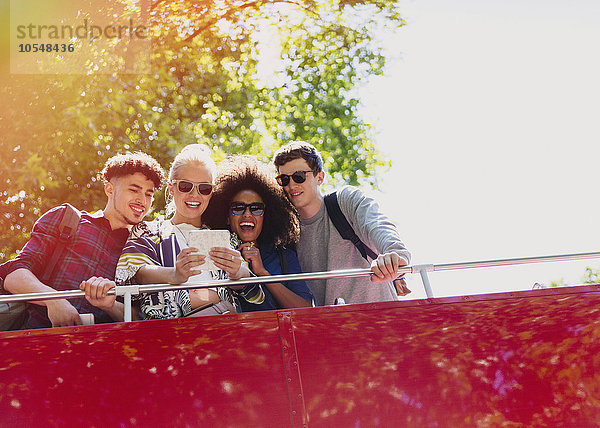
[300,200,326,225]
[88,210,130,237]
[89,209,105,219]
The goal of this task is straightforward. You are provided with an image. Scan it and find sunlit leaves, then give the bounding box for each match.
[1,0,405,259]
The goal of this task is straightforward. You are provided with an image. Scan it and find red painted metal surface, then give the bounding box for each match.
[1,285,600,427]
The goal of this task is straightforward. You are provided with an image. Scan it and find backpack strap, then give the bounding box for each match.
[324,192,406,291]
[41,203,81,282]
[324,192,377,261]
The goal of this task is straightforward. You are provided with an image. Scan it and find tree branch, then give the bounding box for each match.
[182,0,318,43]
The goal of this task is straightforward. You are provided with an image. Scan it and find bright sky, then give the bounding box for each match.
[358,0,600,298]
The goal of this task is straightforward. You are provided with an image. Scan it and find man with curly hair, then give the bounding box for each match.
[273,141,411,306]
[205,155,314,310]
[3,152,165,329]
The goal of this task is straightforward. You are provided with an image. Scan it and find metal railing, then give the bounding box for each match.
[2,251,600,322]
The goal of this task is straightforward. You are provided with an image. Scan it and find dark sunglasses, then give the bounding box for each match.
[275,170,315,186]
[172,180,213,195]
[230,202,266,216]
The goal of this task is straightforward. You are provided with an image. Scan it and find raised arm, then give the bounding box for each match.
[240,243,313,309]
[337,186,411,284]
[134,247,207,285]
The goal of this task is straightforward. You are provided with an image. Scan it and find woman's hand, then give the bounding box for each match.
[172,247,206,284]
[239,242,268,276]
[209,247,246,279]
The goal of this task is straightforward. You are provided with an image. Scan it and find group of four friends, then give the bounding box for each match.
[1,141,411,329]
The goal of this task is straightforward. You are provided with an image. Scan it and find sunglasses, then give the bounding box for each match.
[230,202,266,216]
[275,170,315,186]
[172,180,213,195]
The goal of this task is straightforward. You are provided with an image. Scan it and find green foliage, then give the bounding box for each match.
[1,0,405,260]
[545,267,600,288]
[582,267,600,285]
[263,14,389,186]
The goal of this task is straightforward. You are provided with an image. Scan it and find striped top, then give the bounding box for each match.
[116,219,264,319]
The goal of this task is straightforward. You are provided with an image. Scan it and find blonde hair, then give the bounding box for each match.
[169,144,217,181]
[166,144,217,217]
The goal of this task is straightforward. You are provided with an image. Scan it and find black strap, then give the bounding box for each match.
[324,192,406,290]
[324,192,377,261]
[41,204,81,281]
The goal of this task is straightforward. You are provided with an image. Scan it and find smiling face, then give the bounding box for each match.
[104,172,156,230]
[277,158,324,220]
[168,162,213,227]
[228,189,265,244]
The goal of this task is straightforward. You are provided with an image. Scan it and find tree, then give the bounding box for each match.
[544,266,600,288]
[582,267,600,285]
[1,0,405,260]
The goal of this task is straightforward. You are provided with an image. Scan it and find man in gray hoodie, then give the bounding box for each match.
[273,141,411,306]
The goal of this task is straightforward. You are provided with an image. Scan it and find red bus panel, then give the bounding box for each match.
[0,285,599,426]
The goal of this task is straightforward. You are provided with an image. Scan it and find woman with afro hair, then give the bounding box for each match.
[205,155,314,311]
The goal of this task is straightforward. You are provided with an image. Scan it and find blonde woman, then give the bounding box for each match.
[108,144,264,319]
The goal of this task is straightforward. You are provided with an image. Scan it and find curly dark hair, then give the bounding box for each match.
[204,155,300,248]
[101,151,165,189]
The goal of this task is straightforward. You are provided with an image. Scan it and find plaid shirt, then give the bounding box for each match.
[6,205,129,329]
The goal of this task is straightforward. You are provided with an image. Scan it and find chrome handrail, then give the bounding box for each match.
[1,251,600,321]
[0,268,377,304]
